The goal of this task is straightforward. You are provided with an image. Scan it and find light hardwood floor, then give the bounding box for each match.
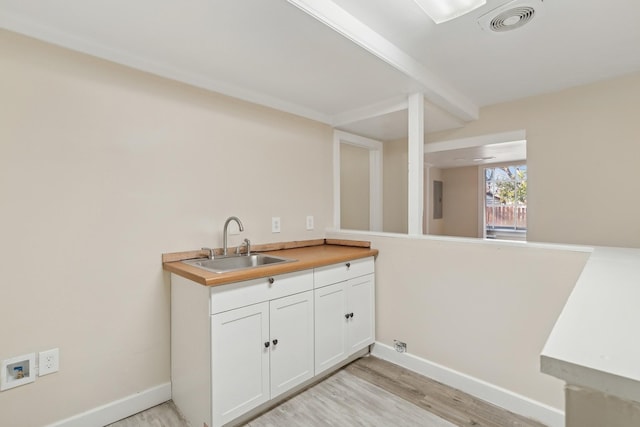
[108,356,547,427]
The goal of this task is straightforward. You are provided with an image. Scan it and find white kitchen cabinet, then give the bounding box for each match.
[211,302,270,426]
[314,257,375,375]
[171,255,374,427]
[268,291,314,398]
[172,270,315,427]
[211,290,314,426]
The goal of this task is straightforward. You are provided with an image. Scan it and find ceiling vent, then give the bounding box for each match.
[478,0,543,33]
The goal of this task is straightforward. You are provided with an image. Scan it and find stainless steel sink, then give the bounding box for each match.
[182,254,295,274]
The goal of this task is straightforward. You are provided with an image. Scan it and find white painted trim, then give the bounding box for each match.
[333,133,342,230]
[334,130,383,150]
[424,165,431,234]
[334,130,384,232]
[285,0,479,122]
[332,95,408,127]
[426,130,526,153]
[371,343,564,427]
[0,11,332,125]
[408,93,424,235]
[478,165,486,238]
[45,383,171,427]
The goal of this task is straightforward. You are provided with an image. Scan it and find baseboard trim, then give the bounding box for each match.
[371,343,564,427]
[46,382,171,427]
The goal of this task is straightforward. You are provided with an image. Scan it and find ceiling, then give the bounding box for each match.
[2,0,640,142]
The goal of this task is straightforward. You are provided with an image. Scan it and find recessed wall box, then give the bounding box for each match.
[1,353,36,391]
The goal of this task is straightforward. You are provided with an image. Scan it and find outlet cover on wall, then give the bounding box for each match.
[38,348,59,376]
[272,217,281,233]
[306,215,314,230]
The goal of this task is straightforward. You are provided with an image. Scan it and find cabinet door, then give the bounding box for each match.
[211,302,269,427]
[269,290,315,398]
[346,274,375,354]
[314,282,348,374]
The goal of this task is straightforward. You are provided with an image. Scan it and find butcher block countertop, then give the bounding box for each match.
[163,239,378,287]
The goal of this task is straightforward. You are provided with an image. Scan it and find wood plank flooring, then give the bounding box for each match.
[345,356,546,427]
[108,356,548,427]
[246,369,455,427]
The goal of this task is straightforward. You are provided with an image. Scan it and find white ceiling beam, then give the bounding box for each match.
[286,0,479,122]
[332,95,408,127]
[425,129,527,153]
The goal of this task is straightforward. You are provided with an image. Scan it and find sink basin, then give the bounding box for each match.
[182,254,295,274]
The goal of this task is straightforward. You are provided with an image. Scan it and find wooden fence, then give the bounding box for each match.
[486,205,527,229]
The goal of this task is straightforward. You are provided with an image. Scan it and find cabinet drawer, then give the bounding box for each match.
[210,270,313,314]
[314,257,374,288]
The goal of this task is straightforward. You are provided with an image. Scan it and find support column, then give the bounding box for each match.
[408,93,424,235]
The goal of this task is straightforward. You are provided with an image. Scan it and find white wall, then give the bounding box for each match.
[429,71,640,248]
[340,144,370,230]
[442,166,480,238]
[0,30,332,426]
[328,231,590,412]
[382,138,408,233]
[426,167,444,235]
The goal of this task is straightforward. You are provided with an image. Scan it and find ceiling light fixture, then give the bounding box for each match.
[413,0,487,24]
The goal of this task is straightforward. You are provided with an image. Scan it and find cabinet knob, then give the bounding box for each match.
[272,339,278,345]
[264,341,270,348]
[346,262,351,268]
[350,312,354,318]
[268,277,275,284]
[345,313,350,320]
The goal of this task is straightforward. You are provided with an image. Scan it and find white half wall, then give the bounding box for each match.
[327,230,590,414]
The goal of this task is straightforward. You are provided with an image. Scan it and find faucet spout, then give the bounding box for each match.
[223,216,244,256]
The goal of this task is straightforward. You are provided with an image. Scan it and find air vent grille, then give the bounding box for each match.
[477,0,543,33]
[489,6,535,31]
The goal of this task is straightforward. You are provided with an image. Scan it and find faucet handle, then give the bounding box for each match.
[201,247,214,260]
[235,239,251,256]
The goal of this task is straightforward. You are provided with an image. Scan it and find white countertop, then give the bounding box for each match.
[541,247,640,402]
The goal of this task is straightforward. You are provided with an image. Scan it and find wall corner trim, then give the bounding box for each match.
[45,382,171,427]
[371,342,564,427]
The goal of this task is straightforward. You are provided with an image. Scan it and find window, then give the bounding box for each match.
[484,164,527,240]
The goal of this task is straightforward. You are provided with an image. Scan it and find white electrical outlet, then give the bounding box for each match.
[306,215,314,230]
[38,348,59,376]
[271,217,281,233]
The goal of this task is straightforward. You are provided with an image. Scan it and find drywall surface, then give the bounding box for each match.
[382,138,408,233]
[442,166,479,238]
[340,144,370,230]
[328,231,589,410]
[0,30,332,426]
[427,167,445,235]
[429,71,640,248]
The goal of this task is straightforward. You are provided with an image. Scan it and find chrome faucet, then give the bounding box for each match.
[223,216,244,256]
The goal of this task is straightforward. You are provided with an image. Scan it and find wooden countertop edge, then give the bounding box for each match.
[162,241,377,287]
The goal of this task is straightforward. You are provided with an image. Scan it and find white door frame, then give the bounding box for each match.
[333,130,383,231]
